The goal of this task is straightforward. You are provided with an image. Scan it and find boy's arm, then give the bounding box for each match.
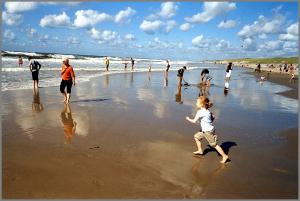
[186,111,202,123]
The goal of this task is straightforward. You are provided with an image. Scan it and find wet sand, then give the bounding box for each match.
[2,68,298,198]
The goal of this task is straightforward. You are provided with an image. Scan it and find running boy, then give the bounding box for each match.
[186,96,229,163]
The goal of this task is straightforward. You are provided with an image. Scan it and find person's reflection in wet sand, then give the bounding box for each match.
[224,81,229,96]
[32,88,44,112]
[148,71,151,82]
[189,160,226,198]
[198,85,210,97]
[104,74,109,88]
[61,103,77,143]
[175,84,183,104]
[130,72,134,86]
[164,72,168,87]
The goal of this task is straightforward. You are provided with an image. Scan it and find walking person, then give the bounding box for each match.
[186,96,229,163]
[60,58,75,103]
[28,56,41,89]
[104,57,109,71]
[18,56,23,67]
[131,57,135,71]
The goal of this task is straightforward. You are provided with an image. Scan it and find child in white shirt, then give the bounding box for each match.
[186,96,229,163]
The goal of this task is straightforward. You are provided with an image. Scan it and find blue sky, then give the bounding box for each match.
[2,1,299,61]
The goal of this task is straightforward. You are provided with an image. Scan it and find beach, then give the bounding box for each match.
[2,66,298,199]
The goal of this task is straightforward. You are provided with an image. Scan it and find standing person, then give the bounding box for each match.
[28,56,41,89]
[166,60,170,72]
[225,62,233,81]
[60,58,75,103]
[177,66,187,86]
[18,56,23,67]
[104,57,109,71]
[131,57,135,71]
[186,96,229,164]
[289,64,295,83]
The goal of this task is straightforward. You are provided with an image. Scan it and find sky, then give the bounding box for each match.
[2,1,299,61]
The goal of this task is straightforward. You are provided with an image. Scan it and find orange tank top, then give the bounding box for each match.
[61,64,75,80]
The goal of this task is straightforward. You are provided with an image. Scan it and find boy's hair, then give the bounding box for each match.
[197,96,213,109]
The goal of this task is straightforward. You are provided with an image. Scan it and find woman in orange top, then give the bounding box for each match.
[60,58,75,103]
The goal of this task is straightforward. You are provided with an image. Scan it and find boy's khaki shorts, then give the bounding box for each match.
[194,130,218,147]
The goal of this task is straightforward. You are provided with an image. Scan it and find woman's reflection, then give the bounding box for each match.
[61,103,77,143]
[32,88,44,112]
[104,74,110,88]
[198,85,210,97]
[164,72,168,87]
[175,85,183,104]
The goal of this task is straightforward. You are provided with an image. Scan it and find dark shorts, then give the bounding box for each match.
[60,79,73,94]
[32,71,39,81]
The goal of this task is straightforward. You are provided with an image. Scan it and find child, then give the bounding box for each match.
[186,96,229,163]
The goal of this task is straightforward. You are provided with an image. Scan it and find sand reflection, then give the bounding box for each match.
[61,103,77,143]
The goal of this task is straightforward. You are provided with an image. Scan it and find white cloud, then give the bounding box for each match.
[5,2,38,13]
[89,28,118,44]
[179,23,192,31]
[283,41,298,49]
[258,33,268,39]
[73,10,113,28]
[158,2,178,19]
[40,12,71,28]
[238,14,285,39]
[259,40,283,51]
[124,34,135,41]
[185,2,236,23]
[139,20,163,34]
[165,20,177,33]
[216,39,231,50]
[192,35,210,48]
[115,7,136,23]
[39,34,50,43]
[67,36,80,44]
[147,37,183,49]
[4,29,15,41]
[218,20,236,29]
[42,2,81,6]
[2,11,23,26]
[279,22,298,41]
[241,38,257,51]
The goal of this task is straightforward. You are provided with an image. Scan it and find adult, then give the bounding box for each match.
[177,66,187,86]
[255,63,261,72]
[60,58,75,103]
[225,62,233,81]
[166,60,170,72]
[18,56,23,67]
[289,64,295,83]
[104,57,109,71]
[28,56,41,89]
[131,57,135,71]
[200,68,212,86]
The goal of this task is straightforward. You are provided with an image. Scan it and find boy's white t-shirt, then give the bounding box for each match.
[196,108,214,132]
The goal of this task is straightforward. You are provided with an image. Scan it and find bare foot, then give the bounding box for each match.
[193,150,203,155]
[220,155,229,163]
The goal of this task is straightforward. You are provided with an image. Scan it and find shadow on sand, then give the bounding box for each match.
[203,141,237,155]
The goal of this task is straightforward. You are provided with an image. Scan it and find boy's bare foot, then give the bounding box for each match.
[220,155,229,163]
[193,150,203,155]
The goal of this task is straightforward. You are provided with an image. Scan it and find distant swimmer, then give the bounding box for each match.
[225,62,233,81]
[28,56,41,89]
[186,96,229,163]
[131,57,135,71]
[60,58,75,103]
[18,56,23,67]
[177,66,187,87]
[104,57,109,71]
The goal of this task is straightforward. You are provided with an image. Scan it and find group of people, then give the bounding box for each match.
[25,55,231,163]
[104,57,135,71]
